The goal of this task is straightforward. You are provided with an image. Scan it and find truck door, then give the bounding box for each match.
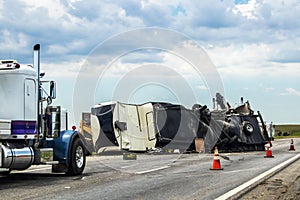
[24,79,36,120]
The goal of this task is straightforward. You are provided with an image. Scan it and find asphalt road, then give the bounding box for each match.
[0,138,298,200]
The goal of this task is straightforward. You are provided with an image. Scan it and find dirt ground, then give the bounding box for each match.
[241,158,300,200]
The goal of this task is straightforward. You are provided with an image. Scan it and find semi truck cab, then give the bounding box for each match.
[0,60,37,140]
[0,45,87,175]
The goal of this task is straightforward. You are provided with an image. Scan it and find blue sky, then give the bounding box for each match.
[0,0,299,125]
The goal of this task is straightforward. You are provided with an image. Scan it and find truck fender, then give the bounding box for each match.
[53,130,79,164]
[53,130,86,175]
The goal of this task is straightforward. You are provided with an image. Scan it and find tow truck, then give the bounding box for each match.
[0,44,86,175]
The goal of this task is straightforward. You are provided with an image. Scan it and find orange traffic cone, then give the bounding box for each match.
[264,141,274,158]
[289,139,295,151]
[210,146,223,170]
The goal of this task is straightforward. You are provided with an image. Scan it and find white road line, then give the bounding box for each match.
[135,166,170,175]
[120,164,139,169]
[215,153,300,200]
[12,166,52,174]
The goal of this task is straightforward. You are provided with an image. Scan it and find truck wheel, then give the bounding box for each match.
[243,122,254,136]
[66,137,86,175]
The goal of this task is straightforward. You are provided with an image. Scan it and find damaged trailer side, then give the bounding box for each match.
[151,103,213,152]
[208,114,268,152]
[84,100,269,154]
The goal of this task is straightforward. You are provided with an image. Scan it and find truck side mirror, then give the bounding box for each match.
[50,81,56,99]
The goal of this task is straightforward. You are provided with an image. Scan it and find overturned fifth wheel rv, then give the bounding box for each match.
[81,94,270,153]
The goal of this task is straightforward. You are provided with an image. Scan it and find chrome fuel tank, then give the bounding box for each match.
[1,143,34,170]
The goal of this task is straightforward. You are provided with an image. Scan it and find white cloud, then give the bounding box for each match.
[233,0,258,19]
[1,0,298,68]
[0,1,3,18]
[0,0,298,84]
[41,59,85,78]
[265,87,275,92]
[206,43,271,76]
[197,85,209,90]
[206,42,300,78]
[280,88,300,96]
[19,0,68,19]
[0,30,29,54]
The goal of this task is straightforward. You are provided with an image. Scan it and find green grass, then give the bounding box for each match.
[274,124,300,139]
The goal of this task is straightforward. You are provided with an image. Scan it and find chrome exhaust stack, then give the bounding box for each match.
[33,44,42,137]
[33,44,40,72]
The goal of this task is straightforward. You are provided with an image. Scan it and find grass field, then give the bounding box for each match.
[274,124,300,139]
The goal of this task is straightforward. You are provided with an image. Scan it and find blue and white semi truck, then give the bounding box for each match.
[0,44,86,175]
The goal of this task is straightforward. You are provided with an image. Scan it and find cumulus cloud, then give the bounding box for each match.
[0,1,297,60]
[233,0,259,19]
[0,0,299,84]
[280,88,300,96]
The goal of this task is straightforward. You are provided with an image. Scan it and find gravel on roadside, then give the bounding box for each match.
[241,157,300,200]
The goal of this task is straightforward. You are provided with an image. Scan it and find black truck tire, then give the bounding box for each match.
[66,137,86,175]
[243,122,254,136]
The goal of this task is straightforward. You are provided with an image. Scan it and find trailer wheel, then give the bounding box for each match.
[66,137,86,175]
[243,122,254,136]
